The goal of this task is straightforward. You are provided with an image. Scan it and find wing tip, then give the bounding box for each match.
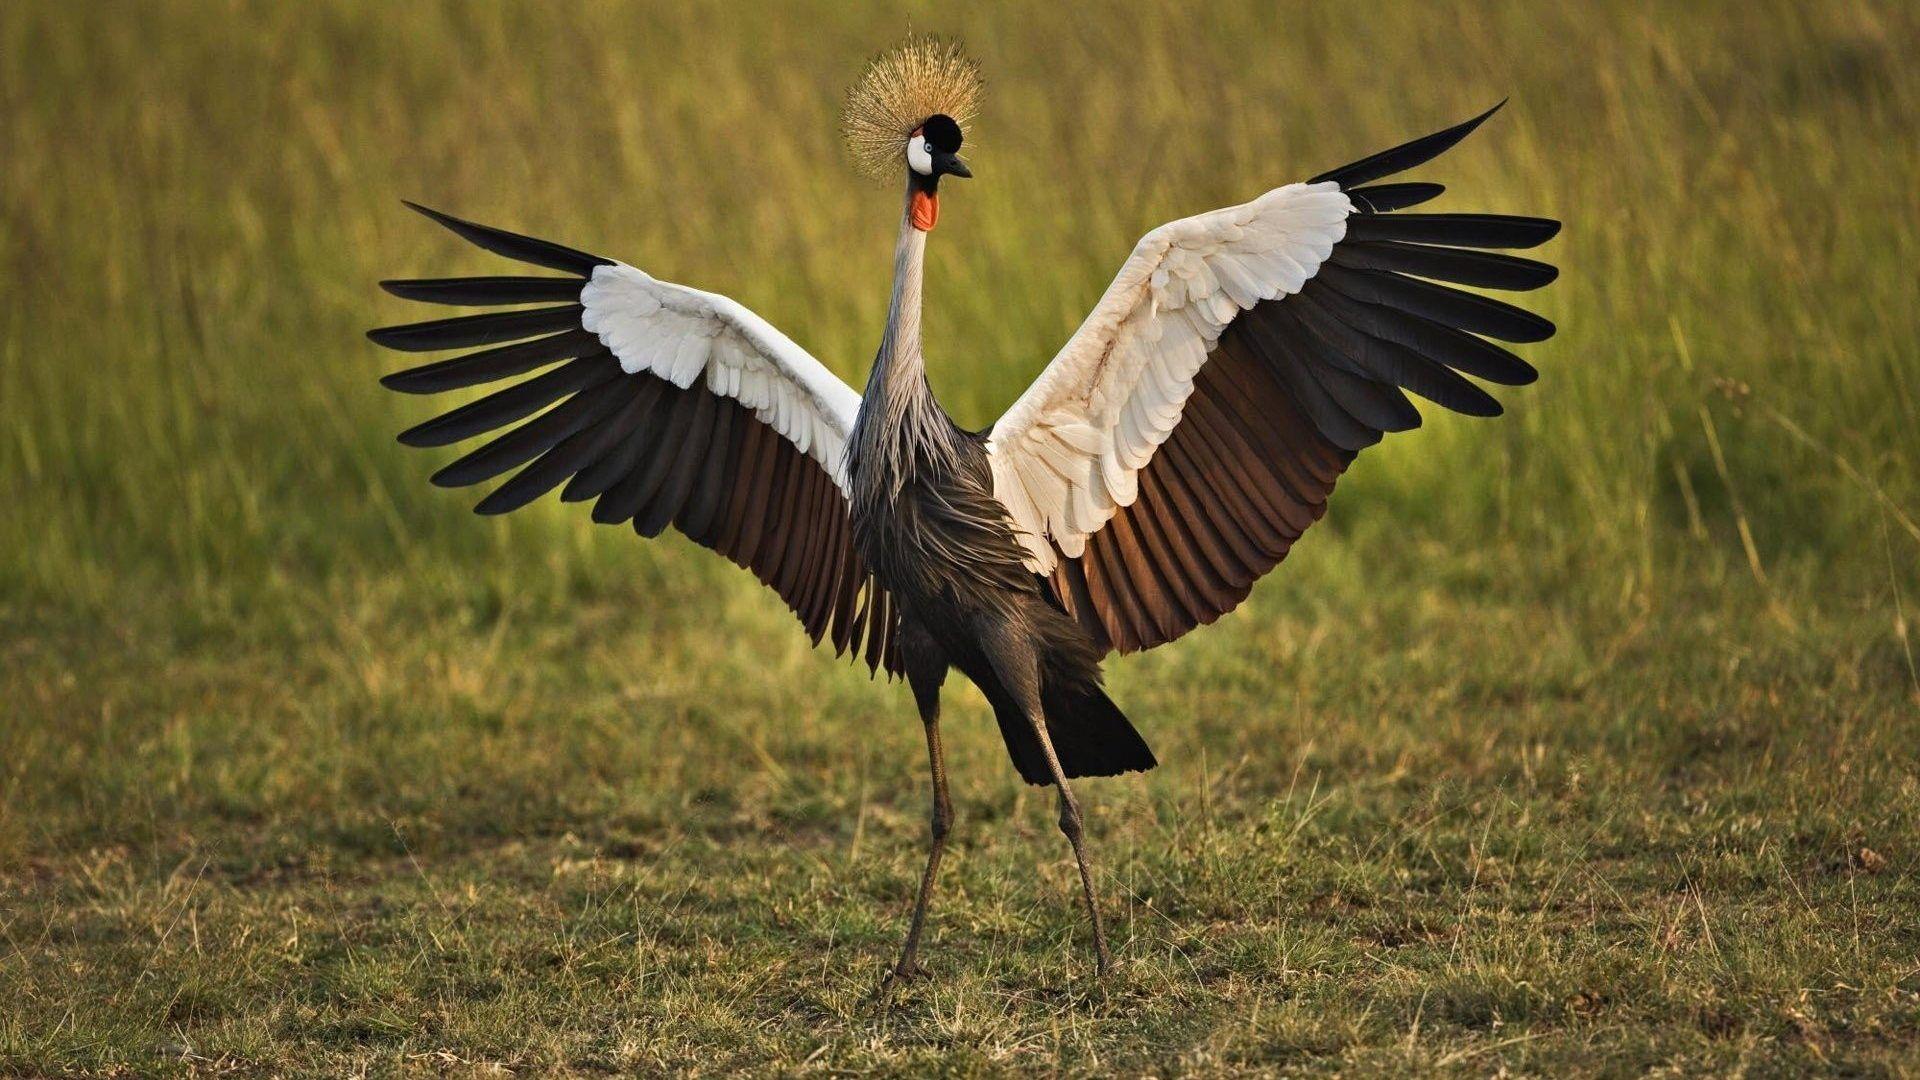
[1464,390,1506,418]
[377,278,429,302]
[400,199,479,239]
[1460,97,1508,135]
[378,367,421,393]
[1513,318,1557,346]
[1310,97,1516,190]
[397,416,456,448]
[366,326,408,349]
[401,198,445,221]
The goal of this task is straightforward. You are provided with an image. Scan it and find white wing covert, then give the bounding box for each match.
[371,203,900,673]
[579,265,860,486]
[986,104,1561,654]
[987,182,1351,570]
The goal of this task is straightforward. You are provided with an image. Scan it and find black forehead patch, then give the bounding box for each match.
[921,113,963,153]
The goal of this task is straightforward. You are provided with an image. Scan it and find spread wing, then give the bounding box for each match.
[370,204,899,673]
[986,104,1559,653]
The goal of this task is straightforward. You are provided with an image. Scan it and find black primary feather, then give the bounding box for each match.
[1308,286,1537,387]
[1344,182,1445,213]
[1328,241,1559,291]
[1286,290,1504,417]
[379,329,603,395]
[380,276,587,307]
[1309,100,1505,189]
[433,374,631,491]
[1315,264,1555,343]
[396,354,617,448]
[1344,213,1562,250]
[367,305,586,352]
[402,201,611,276]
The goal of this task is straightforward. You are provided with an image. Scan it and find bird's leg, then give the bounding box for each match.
[878,629,950,999]
[884,677,952,986]
[978,621,1111,976]
[1024,711,1113,977]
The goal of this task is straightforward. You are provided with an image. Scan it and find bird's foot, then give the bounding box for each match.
[872,960,931,1002]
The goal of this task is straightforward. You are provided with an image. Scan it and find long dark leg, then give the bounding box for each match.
[981,624,1112,976]
[882,623,951,991]
[886,670,951,981]
[1027,712,1112,975]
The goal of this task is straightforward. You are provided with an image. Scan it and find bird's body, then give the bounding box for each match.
[369,38,1561,981]
[849,202,1153,791]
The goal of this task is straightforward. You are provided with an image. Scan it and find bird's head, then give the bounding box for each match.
[843,37,980,233]
[904,114,970,230]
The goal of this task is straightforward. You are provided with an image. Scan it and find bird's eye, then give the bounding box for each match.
[906,135,934,176]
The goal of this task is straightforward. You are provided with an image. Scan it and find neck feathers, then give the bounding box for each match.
[879,208,927,370]
[849,189,960,500]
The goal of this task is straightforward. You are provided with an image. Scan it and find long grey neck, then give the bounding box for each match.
[866,193,930,422]
[849,187,956,497]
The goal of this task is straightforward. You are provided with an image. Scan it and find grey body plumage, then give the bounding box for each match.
[846,190,1150,796]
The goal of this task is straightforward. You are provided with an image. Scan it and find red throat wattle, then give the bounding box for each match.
[910,190,939,231]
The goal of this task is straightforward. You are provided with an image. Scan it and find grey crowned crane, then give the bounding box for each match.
[369,39,1560,982]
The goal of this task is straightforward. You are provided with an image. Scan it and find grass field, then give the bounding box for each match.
[4,1,1919,1075]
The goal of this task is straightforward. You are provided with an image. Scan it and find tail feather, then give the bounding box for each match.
[992,682,1157,786]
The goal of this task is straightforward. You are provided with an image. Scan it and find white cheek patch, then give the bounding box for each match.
[906,134,933,176]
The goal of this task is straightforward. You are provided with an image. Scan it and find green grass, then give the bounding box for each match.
[3,1,1918,1074]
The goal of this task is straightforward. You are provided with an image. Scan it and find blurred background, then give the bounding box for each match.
[3,1,1916,1074]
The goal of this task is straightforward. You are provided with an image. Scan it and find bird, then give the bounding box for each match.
[368,37,1560,984]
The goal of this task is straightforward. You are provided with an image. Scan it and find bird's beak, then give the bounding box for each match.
[936,152,972,179]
